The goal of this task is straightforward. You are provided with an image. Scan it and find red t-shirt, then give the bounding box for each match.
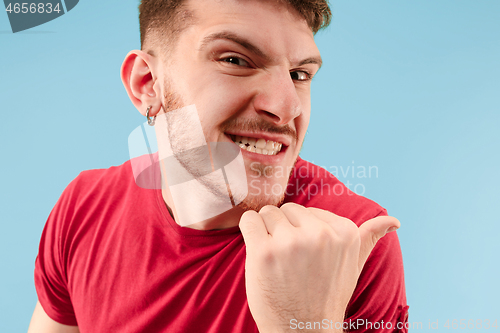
[34,156,408,332]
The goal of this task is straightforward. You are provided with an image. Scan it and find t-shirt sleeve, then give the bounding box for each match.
[344,209,409,333]
[34,178,79,326]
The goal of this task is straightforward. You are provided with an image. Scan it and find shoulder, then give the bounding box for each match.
[284,157,387,226]
[285,159,408,322]
[50,155,157,228]
[61,153,159,204]
[62,159,135,204]
[41,155,159,257]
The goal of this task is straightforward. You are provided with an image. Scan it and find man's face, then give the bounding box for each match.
[155,0,322,211]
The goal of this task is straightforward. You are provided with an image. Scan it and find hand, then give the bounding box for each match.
[239,203,400,332]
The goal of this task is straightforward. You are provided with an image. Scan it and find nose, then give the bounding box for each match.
[253,69,301,125]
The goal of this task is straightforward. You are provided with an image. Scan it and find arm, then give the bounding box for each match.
[28,301,79,333]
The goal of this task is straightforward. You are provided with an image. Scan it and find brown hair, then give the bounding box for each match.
[139,0,331,52]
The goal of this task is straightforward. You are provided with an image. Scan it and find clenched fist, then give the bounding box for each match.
[239,203,400,333]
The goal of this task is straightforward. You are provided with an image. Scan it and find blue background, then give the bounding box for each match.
[1,0,499,331]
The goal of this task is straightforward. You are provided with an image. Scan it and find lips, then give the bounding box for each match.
[229,135,283,155]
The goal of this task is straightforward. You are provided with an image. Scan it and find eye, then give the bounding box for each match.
[220,56,250,68]
[290,71,311,81]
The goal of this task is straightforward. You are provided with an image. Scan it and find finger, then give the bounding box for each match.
[358,216,400,270]
[258,205,294,236]
[307,207,355,234]
[279,202,316,228]
[307,207,347,222]
[239,210,269,250]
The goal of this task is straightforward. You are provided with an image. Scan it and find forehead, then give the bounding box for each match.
[179,0,320,62]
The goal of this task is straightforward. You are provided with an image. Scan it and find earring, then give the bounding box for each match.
[146,106,156,126]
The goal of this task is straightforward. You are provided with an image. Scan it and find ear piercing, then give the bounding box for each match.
[146,106,156,126]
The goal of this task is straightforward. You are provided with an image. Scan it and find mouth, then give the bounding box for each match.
[228,134,284,156]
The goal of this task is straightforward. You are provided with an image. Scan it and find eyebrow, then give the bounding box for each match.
[298,56,322,69]
[199,31,322,69]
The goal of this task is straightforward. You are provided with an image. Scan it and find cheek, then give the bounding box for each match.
[295,98,311,144]
[298,112,311,140]
[189,74,255,132]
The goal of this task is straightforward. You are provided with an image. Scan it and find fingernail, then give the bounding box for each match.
[386,226,398,233]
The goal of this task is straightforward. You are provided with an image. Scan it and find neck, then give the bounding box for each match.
[161,187,245,230]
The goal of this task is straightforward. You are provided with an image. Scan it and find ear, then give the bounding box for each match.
[121,50,163,117]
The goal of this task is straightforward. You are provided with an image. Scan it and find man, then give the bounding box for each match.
[29,0,408,332]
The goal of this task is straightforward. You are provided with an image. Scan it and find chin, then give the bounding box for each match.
[236,195,285,212]
[236,179,287,212]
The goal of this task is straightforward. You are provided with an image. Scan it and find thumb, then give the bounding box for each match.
[358,216,400,270]
[239,210,268,250]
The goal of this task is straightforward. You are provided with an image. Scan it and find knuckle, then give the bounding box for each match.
[280,202,302,213]
[313,226,336,245]
[240,212,259,230]
[281,202,300,209]
[259,246,277,266]
[259,205,277,214]
[338,216,355,227]
[259,205,282,220]
[337,217,358,234]
[240,218,257,234]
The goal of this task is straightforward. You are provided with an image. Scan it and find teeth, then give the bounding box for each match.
[255,138,266,149]
[231,135,283,155]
